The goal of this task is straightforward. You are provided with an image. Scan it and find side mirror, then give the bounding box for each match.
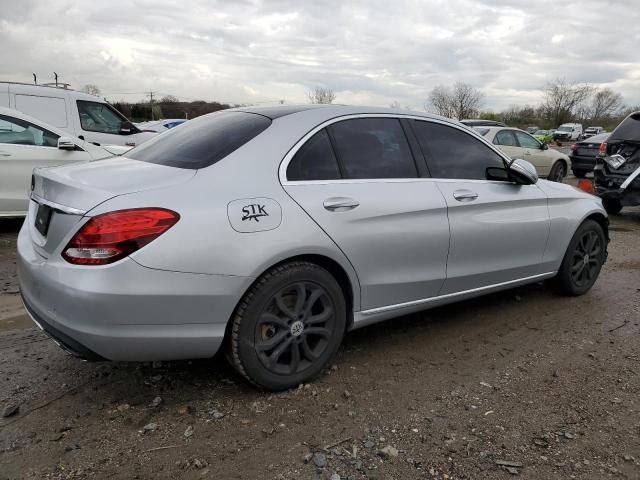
[57,137,76,150]
[508,158,538,185]
[540,143,548,150]
[119,121,137,135]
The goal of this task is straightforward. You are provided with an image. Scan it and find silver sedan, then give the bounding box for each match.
[18,105,609,390]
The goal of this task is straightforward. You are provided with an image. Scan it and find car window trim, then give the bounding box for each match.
[400,118,430,178]
[0,113,60,147]
[279,114,511,185]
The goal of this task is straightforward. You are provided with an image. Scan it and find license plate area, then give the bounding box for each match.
[35,204,53,236]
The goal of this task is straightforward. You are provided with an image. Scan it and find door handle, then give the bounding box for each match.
[323,197,360,211]
[453,190,478,202]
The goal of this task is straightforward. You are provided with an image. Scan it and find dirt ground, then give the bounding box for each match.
[1,183,639,480]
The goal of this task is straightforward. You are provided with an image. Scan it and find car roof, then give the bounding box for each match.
[230,104,456,124]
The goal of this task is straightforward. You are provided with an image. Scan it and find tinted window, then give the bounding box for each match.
[127,112,271,169]
[412,120,505,180]
[514,131,541,149]
[328,118,417,179]
[287,129,341,181]
[77,101,129,134]
[0,114,59,147]
[610,112,640,142]
[494,130,518,147]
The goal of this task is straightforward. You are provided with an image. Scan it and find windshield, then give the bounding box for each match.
[558,126,573,132]
[126,111,271,169]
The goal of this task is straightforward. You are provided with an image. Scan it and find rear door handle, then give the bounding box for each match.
[323,197,360,212]
[452,190,478,202]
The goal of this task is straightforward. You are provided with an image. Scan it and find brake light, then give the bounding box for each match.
[62,208,180,265]
[599,142,607,154]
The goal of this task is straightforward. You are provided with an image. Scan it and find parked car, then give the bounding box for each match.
[526,126,539,134]
[475,126,570,181]
[18,105,608,390]
[139,119,187,132]
[460,119,506,127]
[583,126,604,139]
[569,132,610,178]
[0,82,156,147]
[553,123,583,141]
[533,129,553,144]
[594,112,640,214]
[0,107,129,217]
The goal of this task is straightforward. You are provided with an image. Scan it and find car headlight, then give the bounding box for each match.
[603,154,627,170]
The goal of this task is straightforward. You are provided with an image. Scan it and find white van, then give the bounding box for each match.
[0,82,156,147]
[553,123,583,141]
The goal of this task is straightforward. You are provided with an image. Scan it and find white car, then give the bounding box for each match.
[475,126,570,182]
[0,82,157,147]
[0,107,130,217]
[554,123,583,141]
[140,119,187,132]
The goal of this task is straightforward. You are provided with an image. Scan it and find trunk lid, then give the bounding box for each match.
[29,157,196,256]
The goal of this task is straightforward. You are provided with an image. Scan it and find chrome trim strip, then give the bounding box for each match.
[620,165,640,190]
[30,193,86,215]
[278,113,512,185]
[359,272,556,316]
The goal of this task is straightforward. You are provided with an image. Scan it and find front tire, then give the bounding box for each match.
[551,219,606,296]
[228,261,346,390]
[548,161,567,182]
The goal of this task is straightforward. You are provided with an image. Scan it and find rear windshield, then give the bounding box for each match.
[127,111,271,169]
[610,113,640,142]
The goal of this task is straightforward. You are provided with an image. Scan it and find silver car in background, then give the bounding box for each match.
[18,105,609,390]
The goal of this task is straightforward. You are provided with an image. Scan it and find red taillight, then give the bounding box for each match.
[62,208,180,265]
[599,142,607,154]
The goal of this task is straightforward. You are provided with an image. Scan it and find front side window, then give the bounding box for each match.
[287,129,341,181]
[514,131,541,149]
[0,114,59,147]
[494,130,518,147]
[77,100,130,135]
[328,118,418,179]
[412,120,506,180]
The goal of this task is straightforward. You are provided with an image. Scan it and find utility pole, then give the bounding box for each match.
[147,91,155,121]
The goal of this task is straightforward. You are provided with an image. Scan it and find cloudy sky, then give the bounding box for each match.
[2,0,639,111]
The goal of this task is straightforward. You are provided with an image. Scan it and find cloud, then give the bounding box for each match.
[1,0,639,111]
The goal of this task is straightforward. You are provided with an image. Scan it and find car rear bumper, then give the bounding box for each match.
[17,223,252,361]
[569,155,597,171]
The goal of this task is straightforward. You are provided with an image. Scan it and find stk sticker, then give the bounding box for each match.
[228,197,282,233]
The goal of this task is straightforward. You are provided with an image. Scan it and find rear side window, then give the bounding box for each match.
[412,120,505,180]
[0,114,59,147]
[287,129,341,181]
[127,111,271,169]
[329,118,418,179]
[610,112,640,142]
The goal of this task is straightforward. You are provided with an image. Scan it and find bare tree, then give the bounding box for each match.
[427,82,484,119]
[541,78,592,126]
[81,84,101,96]
[307,87,336,104]
[590,88,623,120]
[160,95,180,103]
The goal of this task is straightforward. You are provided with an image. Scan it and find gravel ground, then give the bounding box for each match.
[0,184,639,480]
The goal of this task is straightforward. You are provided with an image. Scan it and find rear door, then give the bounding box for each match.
[411,119,550,294]
[282,116,450,311]
[0,113,91,215]
[492,129,523,160]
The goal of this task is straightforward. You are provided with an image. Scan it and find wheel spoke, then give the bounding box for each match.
[256,330,289,351]
[275,284,306,319]
[306,306,333,325]
[266,336,293,366]
[300,337,319,361]
[258,313,289,329]
[289,342,301,374]
[305,327,331,339]
[292,283,306,316]
[303,288,324,317]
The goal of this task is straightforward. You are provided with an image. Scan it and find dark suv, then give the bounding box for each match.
[594,112,640,213]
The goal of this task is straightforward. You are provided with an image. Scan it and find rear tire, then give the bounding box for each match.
[551,219,606,296]
[603,198,623,215]
[549,161,567,182]
[228,261,346,390]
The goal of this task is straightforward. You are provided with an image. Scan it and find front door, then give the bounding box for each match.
[282,117,450,311]
[410,119,550,294]
[513,130,552,176]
